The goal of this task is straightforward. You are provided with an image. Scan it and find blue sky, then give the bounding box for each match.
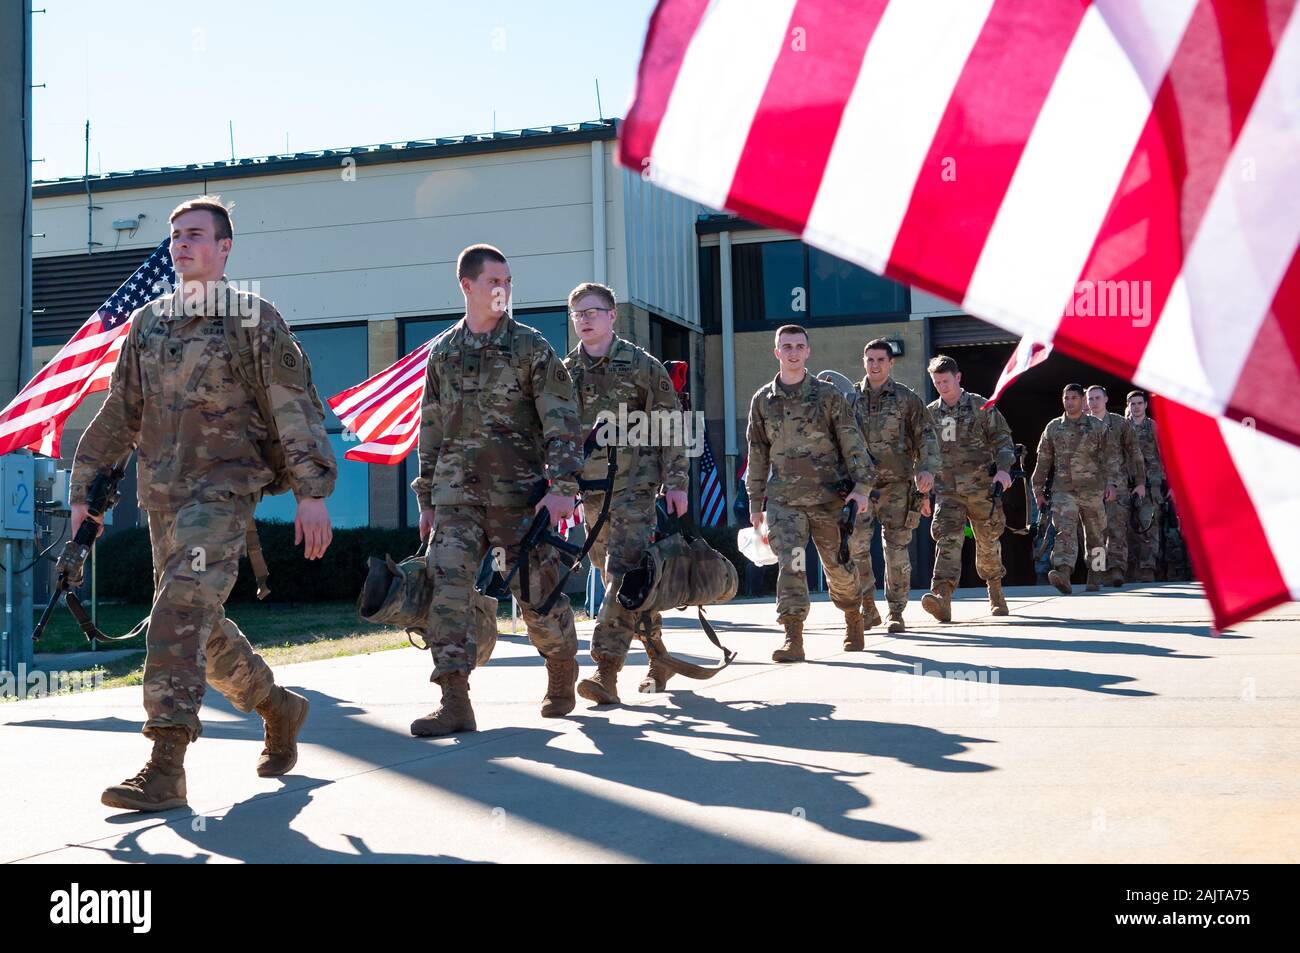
[32,0,658,181]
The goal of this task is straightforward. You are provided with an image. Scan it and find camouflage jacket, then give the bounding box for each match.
[1127,415,1164,487]
[746,372,875,508]
[71,282,336,510]
[927,390,1016,497]
[412,314,582,509]
[854,375,940,485]
[564,335,689,496]
[1031,413,1118,497]
[1096,411,1146,488]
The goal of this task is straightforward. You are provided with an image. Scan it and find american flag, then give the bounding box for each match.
[984,337,1053,408]
[618,0,1300,629]
[0,240,174,458]
[698,435,726,527]
[329,339,433,464]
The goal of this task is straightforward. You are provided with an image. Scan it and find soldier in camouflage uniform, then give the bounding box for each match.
[1087,385,1145,587]
[746,325,875,660]
[562,283,690,704]
[849,338,940,633]
[1031,383,1119,595]
[1125,390,1164,583]
[921,355,1016,622]
[411,244,584,737]
[73,197,336,812]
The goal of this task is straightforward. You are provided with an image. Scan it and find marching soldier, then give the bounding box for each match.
[73,196,337,812]
[1125,390,1163,583]
[849,338,939,633]
[1086,385,1145,587]
[1032,384,1119,594]
[563,282,690,704]
[920,355,1016,622]
[746,325,875,659]
[411,244,584,736]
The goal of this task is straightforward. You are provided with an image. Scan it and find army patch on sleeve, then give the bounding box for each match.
[544,359,573,397]
[272,331,308,387]
[659,378,671,393]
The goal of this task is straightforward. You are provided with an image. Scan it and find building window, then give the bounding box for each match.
[721,239,909,330]
[255,322,370,529]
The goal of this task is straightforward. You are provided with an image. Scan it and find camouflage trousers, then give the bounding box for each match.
[1051,490,1108,573]
[766,498,861,624]
[849,480,918,615]
[584,488,661,662]
[930,490,1006,586]
[143,495,275,742]
[1126,485,1163,575]
[1102,492,1131,576]
[427,504,578,679]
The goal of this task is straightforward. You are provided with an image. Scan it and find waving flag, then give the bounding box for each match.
[984,337,1053,407]
[329,341,432,465]
[619,0,1300,628]
[0,240,173,458]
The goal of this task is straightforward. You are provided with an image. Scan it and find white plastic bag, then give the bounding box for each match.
[737,519,778,566]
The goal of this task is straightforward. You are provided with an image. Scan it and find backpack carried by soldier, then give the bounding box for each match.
[616,510,738,679]
[358,543,500,668]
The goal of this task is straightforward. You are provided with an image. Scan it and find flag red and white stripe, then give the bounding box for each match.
[619,0,1300,628]
[328,340,433,465]
[0,240,173,459]
[984,337,1052,407]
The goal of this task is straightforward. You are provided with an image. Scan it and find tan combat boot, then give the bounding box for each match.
[101,726,190,812]
[638,657,674,694]
[1136,568,1156,583]
[1048,567,1073,594]
[887,610,906,633]
[1108,566,1125,588]
[772,620,805,663]
[254,685,310,777]
[921,582,954,623]
[863,599,883,630]
[410,671,476,737]
[987,578,1009,616]
[843,608,865,652]
[541,655,578,717]
[577,653,623,705]
[1086,570,1101,592]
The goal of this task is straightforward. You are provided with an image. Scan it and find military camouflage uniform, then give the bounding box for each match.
[564,335,688,662]
[1031,413,1117,574]
[1126,415,1164,576]
[746,373,875,624]
[927,390,1016,586]
[413,315,583,678]
[1095,412,1144,577]
[850,376,940,615]
[71,281,337,741]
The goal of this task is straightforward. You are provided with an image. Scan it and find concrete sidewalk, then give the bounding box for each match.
[2,583,1297,864]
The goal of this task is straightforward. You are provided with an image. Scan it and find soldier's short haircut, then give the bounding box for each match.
[1063,383,1086,397]
[864,337,895,358]
[169,195,233,242]
[568,282,617,310]
[928,354,959,375]
[1087,384,1108,396]
[457,244,508,281]
[1126,389,1147,402]
[774,324,809,344]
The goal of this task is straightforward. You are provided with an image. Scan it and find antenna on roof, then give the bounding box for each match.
[229,120,235,162]
[595,78,603,120]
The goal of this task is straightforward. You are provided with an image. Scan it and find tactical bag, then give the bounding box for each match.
[358,548,499,668]
[616,514,737,676]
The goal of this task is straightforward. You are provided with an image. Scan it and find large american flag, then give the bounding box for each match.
[0,240,174,458]
[328,339,434,464]
[618,0,1300,629]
